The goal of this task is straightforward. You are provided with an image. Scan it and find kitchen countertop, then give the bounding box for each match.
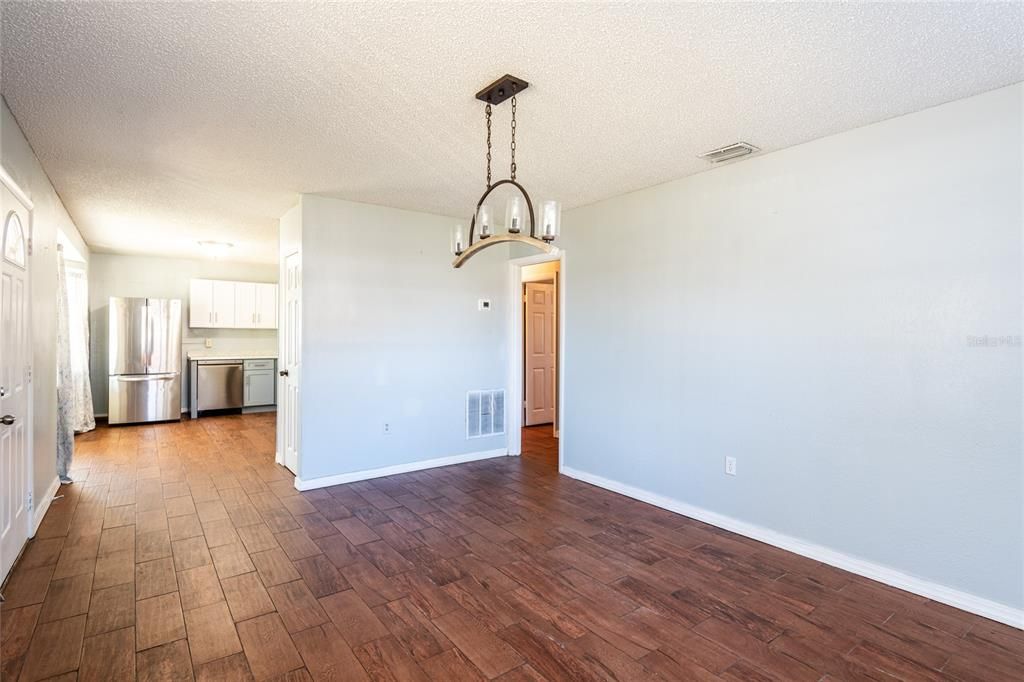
[187,351,278,361]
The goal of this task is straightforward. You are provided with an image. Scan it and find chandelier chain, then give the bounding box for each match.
[485,103,492,188]
[510,91,517,181]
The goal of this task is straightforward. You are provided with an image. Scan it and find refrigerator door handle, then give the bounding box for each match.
[147,311,155,368]
[115,373,177,382]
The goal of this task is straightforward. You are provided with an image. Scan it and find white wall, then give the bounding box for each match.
[1,98,91,506]
[560,84,1023,614]
[88,253,278,415]
[297,195,509,483]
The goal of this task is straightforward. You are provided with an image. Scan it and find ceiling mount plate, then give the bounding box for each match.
[475,75,529,105]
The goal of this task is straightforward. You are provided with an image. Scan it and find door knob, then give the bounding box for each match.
[1,415,15,426]
[279,370,289,377]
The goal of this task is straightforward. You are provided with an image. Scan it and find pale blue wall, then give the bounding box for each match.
[560,85,1023,608]
[299,195,509,481]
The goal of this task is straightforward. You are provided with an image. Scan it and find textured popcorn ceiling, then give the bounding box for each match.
[1,2,1021,264]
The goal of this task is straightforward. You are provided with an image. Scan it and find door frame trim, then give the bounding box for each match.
[506,250,565,472]
[0,164,36,548]
[0,166,35,211]
[277,250,300,475]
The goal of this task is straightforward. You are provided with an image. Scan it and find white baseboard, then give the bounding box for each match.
[30,476,61,536]
[294,448,508,491]
[561,466,1023,630]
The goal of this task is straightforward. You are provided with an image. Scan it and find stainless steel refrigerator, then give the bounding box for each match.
[108,297,182,424]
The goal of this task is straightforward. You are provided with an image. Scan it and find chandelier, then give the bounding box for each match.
[451,75,560,268]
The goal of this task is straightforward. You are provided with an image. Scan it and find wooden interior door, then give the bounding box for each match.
[1,182,32,583]
[524,282,556,426]
[281,252,301,474]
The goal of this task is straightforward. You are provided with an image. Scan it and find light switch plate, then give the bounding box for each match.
[204,338,213,348]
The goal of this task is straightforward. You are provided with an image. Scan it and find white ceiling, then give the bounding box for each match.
[2,2,1021,264]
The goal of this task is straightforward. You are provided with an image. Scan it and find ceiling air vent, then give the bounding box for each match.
[698,142,760,163]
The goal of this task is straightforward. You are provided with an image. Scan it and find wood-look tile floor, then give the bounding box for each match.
[2,413,1022,681]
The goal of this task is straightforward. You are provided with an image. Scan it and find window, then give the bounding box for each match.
[3,211,26,267]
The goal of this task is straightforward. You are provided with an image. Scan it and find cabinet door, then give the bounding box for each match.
[211,281,236,328]
[189,279,214,327]
[244,370,276,406]
[255,283,278,329]
[235,282,256,329]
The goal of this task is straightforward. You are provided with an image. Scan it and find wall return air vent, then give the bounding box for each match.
[467,389,505,438]
[698,142,760,163]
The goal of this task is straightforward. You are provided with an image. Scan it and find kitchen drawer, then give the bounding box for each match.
[244,359,275,370]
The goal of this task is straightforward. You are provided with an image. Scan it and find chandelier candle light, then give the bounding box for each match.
[451,75,561,268]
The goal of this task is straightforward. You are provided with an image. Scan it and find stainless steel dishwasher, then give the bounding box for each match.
[197,360,244,411]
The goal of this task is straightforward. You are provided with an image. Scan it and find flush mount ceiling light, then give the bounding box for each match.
[198,240,233,258]
[451,75,560,268]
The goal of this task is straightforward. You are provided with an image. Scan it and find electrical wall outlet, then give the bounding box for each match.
[382,422,392,436]
[725,456,737,476]
[204,338,213,348]
[478,299,491,311]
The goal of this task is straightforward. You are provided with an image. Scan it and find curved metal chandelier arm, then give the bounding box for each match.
[468,178,537,244]
[453,234,557,269]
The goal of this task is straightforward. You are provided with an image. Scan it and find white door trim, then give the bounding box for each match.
[0,166,35,211]
[506,250,565,473]
[0,164,35,552]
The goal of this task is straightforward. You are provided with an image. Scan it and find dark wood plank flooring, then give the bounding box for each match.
[1,413,1021,680]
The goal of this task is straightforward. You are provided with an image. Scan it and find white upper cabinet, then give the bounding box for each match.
[235,282,257,328]
[189,279,215,327]
[254,282,278,329]
[189,279,277,329]
[211,280,236,327]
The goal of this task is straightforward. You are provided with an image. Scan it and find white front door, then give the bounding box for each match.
[1,182,32,583]
[281,252,301,474]
[524,282,556,426]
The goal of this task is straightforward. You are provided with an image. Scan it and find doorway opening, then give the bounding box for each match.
[522,260,559,464]
[506,251,564,471]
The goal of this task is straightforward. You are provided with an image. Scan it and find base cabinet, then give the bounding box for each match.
[243,358,276,407]
[244,370,275,407]
[189,357,277,418]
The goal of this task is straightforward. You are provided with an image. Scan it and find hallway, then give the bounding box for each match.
[520,425,558,469]
[1,414,1020,680]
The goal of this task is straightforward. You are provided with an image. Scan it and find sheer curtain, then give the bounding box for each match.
[64,259,95,433]
[56,247,95,483]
